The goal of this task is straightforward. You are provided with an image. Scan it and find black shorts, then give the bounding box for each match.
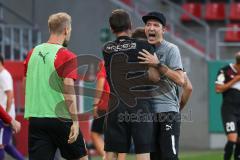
[150,112,181,160]
[104,100,155,154]
[28,118,87,160]
[222,101,240,135]
[91,114,105,134]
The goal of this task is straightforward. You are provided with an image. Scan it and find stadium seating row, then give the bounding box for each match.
[181,2,240,42]
[224,23,240,42]
[181,2,240,21]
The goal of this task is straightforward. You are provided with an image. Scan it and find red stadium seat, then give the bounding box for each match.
[204,3,225,21]
[181,3,202,21]
[224,23,240,42]
[229,3,240,21]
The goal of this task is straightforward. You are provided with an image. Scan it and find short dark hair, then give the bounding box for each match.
[0,54,4,65]
[132,27,147,40]
[109,9,131,33]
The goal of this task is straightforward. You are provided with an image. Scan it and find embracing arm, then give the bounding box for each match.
[157,65,185,86]
[138,49,184,86]
[215,75,240,93]
[180,74,193,111]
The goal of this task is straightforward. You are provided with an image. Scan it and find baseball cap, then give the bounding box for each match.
[142,11,166,26]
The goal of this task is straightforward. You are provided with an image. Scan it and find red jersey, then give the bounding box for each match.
[0,105,12,124]
[96,61,110,110]
[24,45,78,80]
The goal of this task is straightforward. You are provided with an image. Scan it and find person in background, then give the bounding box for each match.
[91,60,110,160]
[0,55,24,160]
[215,51,240,160]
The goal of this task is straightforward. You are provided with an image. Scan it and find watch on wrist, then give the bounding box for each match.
[157,62,162,68]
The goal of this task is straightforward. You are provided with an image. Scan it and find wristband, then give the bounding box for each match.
[157,62,162,68]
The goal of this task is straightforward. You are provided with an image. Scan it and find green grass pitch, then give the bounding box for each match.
[91,150,224,160]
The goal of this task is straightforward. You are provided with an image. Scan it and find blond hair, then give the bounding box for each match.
[48,12,71,34]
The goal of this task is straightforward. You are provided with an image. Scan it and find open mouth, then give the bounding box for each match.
[148,33,156,38]
[148,33,156,42]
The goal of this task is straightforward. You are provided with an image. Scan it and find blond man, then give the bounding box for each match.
[24,12,88,160]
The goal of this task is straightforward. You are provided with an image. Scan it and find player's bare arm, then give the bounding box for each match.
[63,77,79,144]
[93,77,105,118]
[180,74,193,111]
[215,75,240,93]
[5,89,14,113]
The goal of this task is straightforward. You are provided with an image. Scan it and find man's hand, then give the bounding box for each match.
[138,49,159,67]
[68,122,79,144]
[10,119,21,133]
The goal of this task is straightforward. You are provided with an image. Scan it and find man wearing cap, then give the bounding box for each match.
[103,9,157,160]
[138,12,185,160]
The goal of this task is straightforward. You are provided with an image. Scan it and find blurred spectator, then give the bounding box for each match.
[215,51,240,160]
[0,54,24,160]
